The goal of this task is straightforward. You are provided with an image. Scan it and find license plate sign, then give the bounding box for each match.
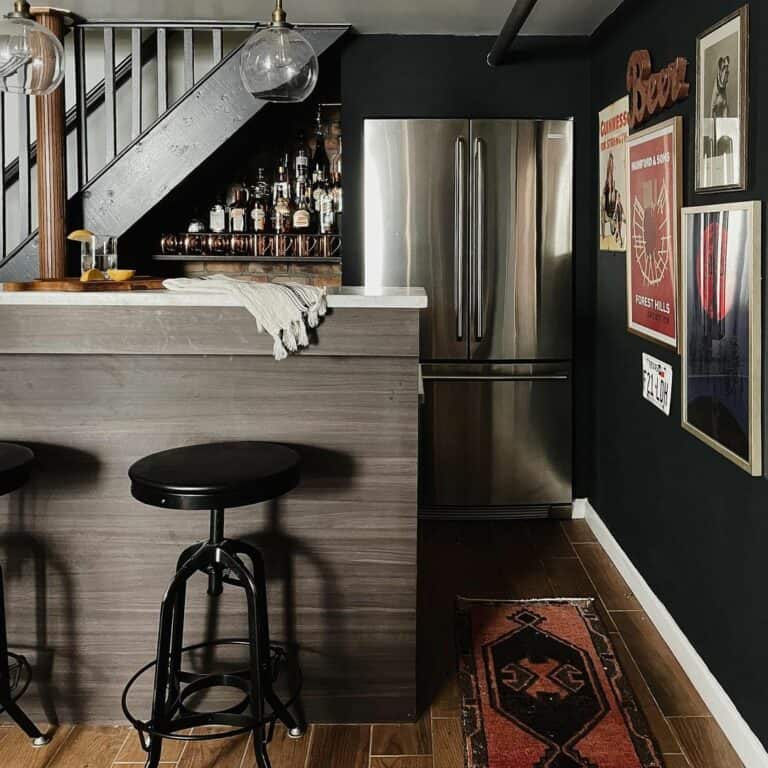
[642,353,672,416]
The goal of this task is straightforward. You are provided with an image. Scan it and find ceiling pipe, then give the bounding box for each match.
[487,0,541,67]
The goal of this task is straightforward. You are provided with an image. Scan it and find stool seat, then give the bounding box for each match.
[0,443,34,496]
[129,441,300,510]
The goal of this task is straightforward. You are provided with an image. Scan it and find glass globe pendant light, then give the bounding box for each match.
[0,0,64,95]
[240,0,319,103]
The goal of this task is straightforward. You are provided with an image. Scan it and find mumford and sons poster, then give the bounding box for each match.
[598,97,629,251]
[626,117,682,349]
[681,202,761,475]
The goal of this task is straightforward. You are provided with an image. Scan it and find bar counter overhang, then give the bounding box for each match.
[0,286,426,724]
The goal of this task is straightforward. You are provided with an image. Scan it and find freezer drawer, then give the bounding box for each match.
[419,364,572,515]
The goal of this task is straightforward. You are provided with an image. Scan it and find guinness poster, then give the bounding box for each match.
[598,97,629,251]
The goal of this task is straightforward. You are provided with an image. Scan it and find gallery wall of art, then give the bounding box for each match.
[591,0,768,746]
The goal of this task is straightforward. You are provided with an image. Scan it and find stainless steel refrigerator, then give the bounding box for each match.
[364,118,573,519]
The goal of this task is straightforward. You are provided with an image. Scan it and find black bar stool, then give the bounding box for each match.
[123,441,304,768]
[0,443,50,747]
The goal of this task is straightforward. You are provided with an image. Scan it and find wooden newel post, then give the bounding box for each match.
[33,9,67,279]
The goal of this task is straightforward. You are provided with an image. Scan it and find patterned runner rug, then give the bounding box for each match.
[456,598,664,768]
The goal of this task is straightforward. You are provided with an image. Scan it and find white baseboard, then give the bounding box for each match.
[584,500,768,768]
[571,498,588,519]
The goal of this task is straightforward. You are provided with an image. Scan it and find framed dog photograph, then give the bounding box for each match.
[681,201,761,475]
[695,6,749,192]
[626,117,682,350]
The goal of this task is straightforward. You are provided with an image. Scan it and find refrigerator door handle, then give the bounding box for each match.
[454,136,466,341]
[421,374,569,382]
[474,137,486,340]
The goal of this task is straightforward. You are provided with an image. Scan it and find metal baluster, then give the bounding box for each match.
[74,26,88,186]
[104,27,116,161]
[131,27,142,139]
[157,27,167,116]
[212,28,223,65]
[183,28,194,92]
[17,95,30,239]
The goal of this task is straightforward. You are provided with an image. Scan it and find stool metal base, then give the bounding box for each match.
[123,512,304,768]
[0,564,50,746]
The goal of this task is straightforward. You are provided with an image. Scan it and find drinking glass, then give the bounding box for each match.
[81,235,118,277]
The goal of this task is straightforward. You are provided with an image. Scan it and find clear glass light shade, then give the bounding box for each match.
[0,16,64,95]
[240,24,318,103]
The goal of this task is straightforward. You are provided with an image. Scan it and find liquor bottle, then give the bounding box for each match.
[272,164,291,206]
[311,107,330,180]
[229,186,248,233]
[294,164,309,206]
[311,168,327,216]
[249,191,268,234]
[209,196,228,233]
[331,136,343,214]
[254,167,270,201]
[250,197,269,233]
[293,184,313,233]
[330,173,343,216]
[319,183,336,235]
[294,130,309,180]
[273,196,293,234]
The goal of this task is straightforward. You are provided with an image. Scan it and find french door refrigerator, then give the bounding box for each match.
[364,118,573,518]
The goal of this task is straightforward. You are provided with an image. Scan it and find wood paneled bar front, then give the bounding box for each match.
[0,286,425,725]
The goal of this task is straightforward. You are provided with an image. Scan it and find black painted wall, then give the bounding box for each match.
[591,0,768,746]
[339,35,594,496]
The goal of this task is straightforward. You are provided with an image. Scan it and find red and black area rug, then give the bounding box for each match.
[456,598,664,768]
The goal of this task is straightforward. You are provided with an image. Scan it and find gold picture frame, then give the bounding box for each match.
[680,201,761,475]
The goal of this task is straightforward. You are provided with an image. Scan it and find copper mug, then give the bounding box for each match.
[275,234,296,260]
[161,234,182,255]
[230,233,253,256]
[319,235,342,259]
[255,234,275,258]
[184,233,205,255]
[207,233,229,256]
[296,234,319,259]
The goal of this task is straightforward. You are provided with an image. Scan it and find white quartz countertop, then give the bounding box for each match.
[0,285,428,309]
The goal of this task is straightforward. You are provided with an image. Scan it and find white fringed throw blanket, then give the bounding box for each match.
[163,275,328,360]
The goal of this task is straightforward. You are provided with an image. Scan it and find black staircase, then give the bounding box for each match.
[0,19,348,281]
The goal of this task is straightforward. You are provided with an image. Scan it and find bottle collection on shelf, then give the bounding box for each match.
[161,117,342,260]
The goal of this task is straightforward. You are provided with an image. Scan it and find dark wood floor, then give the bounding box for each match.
[0,520,743,767]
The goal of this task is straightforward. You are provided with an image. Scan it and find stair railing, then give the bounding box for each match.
[0,19,260,269]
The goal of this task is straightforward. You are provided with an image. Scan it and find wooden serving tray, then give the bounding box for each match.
[3,277,165,292]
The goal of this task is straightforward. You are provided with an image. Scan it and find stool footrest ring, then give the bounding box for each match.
[0,652,34,714]
[122,638,302,746]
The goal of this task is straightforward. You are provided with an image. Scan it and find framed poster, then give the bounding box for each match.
[695,6,749,192]
[681,201,761,475]
[626,116,682,350]
[598,96,629,251]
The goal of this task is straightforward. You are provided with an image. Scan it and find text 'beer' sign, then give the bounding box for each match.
[642,353,673,416]
[627,49,690,128]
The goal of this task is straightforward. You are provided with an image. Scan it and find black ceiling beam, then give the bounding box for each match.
[487,0,541,67]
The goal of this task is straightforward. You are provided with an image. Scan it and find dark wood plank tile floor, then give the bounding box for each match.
[0,520,742,767]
